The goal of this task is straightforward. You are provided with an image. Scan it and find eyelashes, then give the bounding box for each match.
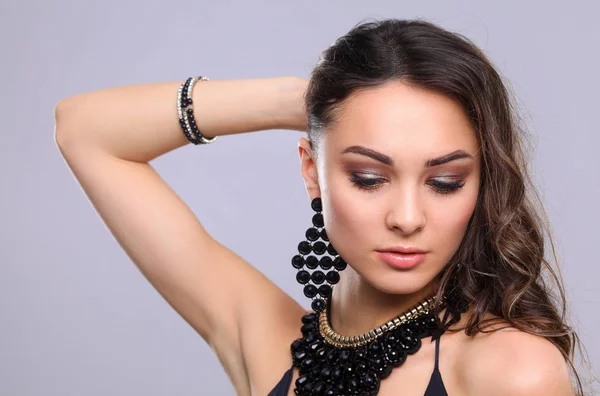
[428,179,466,195]
[349,174,466,195]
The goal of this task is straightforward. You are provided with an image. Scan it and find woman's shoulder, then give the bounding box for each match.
[455,315,575,395]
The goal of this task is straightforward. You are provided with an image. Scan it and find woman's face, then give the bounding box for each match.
[298,81,481,295]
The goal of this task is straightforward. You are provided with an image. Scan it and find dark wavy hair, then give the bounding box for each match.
[304,18,592,394]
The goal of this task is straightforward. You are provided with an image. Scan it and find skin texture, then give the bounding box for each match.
[299,80,481,336]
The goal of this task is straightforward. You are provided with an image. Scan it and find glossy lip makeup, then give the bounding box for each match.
[375,248,428,270]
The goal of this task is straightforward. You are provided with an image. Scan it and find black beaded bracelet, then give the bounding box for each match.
[177,76,217,145]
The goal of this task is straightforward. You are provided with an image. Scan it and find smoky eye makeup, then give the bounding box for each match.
[428,177,466,195]
[348,172,385,190]
[347,170,468,195]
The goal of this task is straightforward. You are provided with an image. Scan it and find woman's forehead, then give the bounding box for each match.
[323,82,479,161]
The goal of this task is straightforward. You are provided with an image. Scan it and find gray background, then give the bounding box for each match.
[1,0,598,395]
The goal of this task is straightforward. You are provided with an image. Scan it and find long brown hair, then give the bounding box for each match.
[304,18,593,394]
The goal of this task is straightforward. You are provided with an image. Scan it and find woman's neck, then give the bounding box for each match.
[328,268,439,336]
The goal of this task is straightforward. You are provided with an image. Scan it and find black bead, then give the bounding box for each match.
[355,361,368,374]
[319,256,333,270]
[296,375,308,387]
[403,333,415,344]
[368,340,382,355]
[292,255,305,269]
[318,284,332,298]
[311,270,326,284]
[301,358,314,371]
[327,243,337,256]
[339,349,352,362]
[385,334,399,347]
[355,346,368,359]
[315,347,327,359]
[312,241,327,255]
[294,350,306,361]
[312,213,324,228]
[311,299,325,312]
[298,241,312,255]
[320,366,332,378]
[347,376,359,390]
[426,316,440,328]
[388,349,407,367]
[333,257,347,271]
[359,372,376,388]
[397,340,410,352]
[313,382,325,393]
[296,270,311,284]
[371,356,385,369]
[327,349,339,363]
[291,338,304,352]
[308,339,322,351]
[407,338,422,355]
[380,364,393,379]
[325,271,340,284]
[311,197,322,212]
[305,255,319,269]
[320,228,329,241]
[304,284,318,298]
[305,227,320,241]
[301,312,318,324]
[301,323,315,335]
[399,327,414,338]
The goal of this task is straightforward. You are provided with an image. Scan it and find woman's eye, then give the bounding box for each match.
[349,174,385,191]
[349,174,465,195]
[428,178,465,195]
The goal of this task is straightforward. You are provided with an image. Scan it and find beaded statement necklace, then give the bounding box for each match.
[290,295,453,395]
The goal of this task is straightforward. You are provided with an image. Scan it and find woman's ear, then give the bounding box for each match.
[298,137,320,200]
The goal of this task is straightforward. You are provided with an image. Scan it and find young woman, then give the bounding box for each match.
[54,18,585,395]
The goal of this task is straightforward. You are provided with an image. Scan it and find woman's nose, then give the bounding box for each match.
[385,186,426,235]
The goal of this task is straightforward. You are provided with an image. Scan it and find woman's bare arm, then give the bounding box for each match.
[55,76,307,161]
[54,76,309,395]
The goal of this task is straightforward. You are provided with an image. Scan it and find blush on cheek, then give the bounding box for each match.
[458,201,476,227]
[325,194,355,236]
[450,196,478,237]
[322,186,372,258]
[431,193,477,237]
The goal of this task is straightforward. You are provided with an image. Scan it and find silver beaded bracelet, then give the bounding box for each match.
[177,76,217,145]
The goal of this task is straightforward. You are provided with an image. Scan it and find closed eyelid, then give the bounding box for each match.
[432,175,462,181]
[354,172,384,178]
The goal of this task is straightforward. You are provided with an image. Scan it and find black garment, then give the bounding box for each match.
[268,335,448,395]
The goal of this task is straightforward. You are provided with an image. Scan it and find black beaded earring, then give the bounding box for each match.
[291,197,347,313]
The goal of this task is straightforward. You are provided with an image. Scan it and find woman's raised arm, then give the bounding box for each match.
[54,76,309,395]
[55,76,307,161]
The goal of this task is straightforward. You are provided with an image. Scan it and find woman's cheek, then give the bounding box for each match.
[429,193,476,237]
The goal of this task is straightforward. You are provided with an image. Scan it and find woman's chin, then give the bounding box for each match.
[367,274,433,296]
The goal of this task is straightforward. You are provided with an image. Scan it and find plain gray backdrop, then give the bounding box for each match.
[1,0,598,395]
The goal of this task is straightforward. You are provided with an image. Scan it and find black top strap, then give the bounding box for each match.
[434,334,441,370]
[267,366,294,396]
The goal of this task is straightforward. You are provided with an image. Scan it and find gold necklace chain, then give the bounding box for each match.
[319,295,438,347]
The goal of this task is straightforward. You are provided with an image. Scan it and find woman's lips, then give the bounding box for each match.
[375,251,428,269]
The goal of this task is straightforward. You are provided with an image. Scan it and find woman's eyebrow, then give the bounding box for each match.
[340,145,473,167]
[425,150,473,167]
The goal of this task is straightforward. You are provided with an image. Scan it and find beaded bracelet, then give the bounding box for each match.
[177,76,217,145]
